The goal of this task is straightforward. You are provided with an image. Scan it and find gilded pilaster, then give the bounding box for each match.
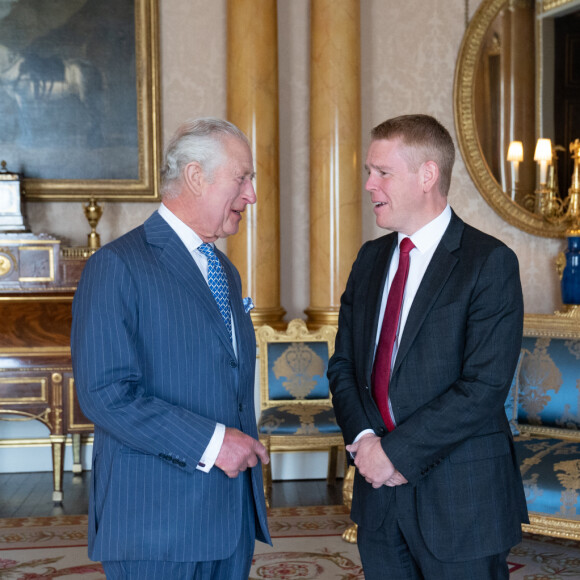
[227,0,285,328]
[306,0,361,327]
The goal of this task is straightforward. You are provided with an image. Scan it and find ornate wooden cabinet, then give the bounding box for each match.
[0,234,93,502]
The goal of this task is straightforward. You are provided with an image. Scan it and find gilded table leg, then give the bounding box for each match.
[342,464,358,543]
[72,433,83,474]
[50,434,66,503]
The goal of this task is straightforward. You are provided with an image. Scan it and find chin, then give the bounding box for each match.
[376,219,394,231]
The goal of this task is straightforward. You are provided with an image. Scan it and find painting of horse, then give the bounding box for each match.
[0,51,104,146]
[0,0,159,197]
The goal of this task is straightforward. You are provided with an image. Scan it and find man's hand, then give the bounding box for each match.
[346,433,408,488]
[215,427,269,478]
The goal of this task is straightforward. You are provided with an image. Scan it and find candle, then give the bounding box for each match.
[534,138,552,186]
[507,141,523,188]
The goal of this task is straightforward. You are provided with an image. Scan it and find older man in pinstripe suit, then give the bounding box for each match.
[71,118,271,579]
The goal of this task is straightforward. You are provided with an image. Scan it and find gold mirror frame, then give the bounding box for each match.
[454,0,565,238]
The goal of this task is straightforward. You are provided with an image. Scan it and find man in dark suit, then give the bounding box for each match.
[328,114,528,579]
[71,118,271,579]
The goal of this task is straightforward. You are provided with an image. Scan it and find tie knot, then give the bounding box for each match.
[198,243,215,258]
[399,237,415,255]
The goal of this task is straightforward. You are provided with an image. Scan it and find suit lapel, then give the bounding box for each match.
[364,234,397,382]
[144,212,237,358]
[392,212,463,377]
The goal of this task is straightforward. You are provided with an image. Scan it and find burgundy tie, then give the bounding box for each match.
[372,237,415,431]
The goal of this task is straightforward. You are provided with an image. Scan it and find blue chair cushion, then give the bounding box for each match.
[266,341,331,400]
[258,404,342,436]
[518,337,580,429]
[514,436,580,519]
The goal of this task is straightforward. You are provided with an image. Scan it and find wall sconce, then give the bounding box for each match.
[534,139,580,308]
[507,140,523,200]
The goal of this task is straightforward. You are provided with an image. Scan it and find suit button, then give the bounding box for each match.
[376,427,386,436]
[229,360,237,368]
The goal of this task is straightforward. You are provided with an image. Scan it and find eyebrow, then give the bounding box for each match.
[365,162,390,172]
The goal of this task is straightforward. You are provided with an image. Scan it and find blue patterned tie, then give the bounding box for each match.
[198,243,232,341]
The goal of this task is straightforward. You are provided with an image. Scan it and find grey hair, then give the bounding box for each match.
[160,117,250,199]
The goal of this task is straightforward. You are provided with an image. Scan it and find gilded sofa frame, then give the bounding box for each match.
[518,312,580,540]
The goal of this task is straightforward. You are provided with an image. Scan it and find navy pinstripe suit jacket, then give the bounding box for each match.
[71,211,270,563]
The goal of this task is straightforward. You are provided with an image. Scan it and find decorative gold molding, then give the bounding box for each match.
[67,378,93,430]
[0,347,70,356]
[523,312,580,338]
[18,246,55,282]
[0,409,51,425]
[61,246,98,260]
[540,0,579,14]
[0,296,74,302]
[453,0,566,237]
[519,423,580,441]
[303,307,339,329]
[250,307,288,330]
[0,434,93,448]
[524,513,580,540]
[0,377,47,403]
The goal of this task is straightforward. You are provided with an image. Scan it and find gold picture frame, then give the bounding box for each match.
[0,0,161,201]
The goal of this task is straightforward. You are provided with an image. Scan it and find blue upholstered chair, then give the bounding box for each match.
[256,319,343,506]
[511,314,580,540]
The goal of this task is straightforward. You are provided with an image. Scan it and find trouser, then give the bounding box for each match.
[357,485,511,580]
[102,473,256,580]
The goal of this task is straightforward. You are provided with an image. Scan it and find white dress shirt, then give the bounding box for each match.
[356,204,452,440]
[158,203,228,473]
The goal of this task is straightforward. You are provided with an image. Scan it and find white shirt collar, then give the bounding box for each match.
[399,204,452,254]
[158,203,206,253]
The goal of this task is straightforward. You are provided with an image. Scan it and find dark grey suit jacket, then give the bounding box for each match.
[328,211,528,562]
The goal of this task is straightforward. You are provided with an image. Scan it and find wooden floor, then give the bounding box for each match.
[0,472,344,519]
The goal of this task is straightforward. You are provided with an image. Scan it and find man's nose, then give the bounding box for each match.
[365,174,376,192]
[243,180,257,204]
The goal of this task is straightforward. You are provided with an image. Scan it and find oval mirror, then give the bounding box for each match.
[454,0,580,238]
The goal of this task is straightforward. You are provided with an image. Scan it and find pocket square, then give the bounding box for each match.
[243,297,255,313]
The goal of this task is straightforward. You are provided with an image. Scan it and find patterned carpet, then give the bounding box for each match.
[1,506,580,578]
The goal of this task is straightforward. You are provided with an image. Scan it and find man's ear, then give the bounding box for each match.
[183,161,204,195]
[420,160,439,193]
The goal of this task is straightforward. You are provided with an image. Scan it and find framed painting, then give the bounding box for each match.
[0,0,161,201]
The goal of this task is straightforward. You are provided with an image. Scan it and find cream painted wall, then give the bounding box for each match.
[27,0,564,319]
[24,0,564,319]
[4,0,566,480]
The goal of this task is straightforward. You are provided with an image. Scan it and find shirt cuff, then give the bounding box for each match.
[350,429,376,459]
[196,423,226,473]
[354,429,376,443]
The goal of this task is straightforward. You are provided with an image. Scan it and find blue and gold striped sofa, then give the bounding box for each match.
[512,313,580,540]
